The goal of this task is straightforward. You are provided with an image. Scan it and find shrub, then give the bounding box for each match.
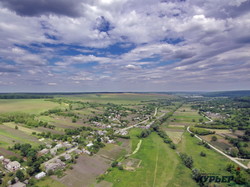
[111,161,118,167]
[200,151,206,157]
[180,153,193,169]
[169,143,176,149]
[211,136,217,141]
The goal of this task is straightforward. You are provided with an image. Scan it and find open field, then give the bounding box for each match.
[35,176,67,187]
[3,122,40,134]
[0,124,40,148]
[64,93,174,104]
[0,99,62,114]
[201,134,232,152]
[169,105,207,126]
[104,129,197,187]
[165,129,184,144]
[55,154,111,187]
[98,139,130,161]
[179,132,234,174]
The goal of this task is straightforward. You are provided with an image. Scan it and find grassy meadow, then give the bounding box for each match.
[104,129,197,187]
[0,99,63,114]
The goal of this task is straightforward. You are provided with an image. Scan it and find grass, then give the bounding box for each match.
[104,129,197,187]
[4,122,40,134]
[0,125,40,148]
[64,93,174,104]
[165,130,184,144]
[179,132,233,175]
[35,176,67,187]
[0,99,62,114]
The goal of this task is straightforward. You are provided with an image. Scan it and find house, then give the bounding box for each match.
[82,149,91,155]
[45,159,65,172]
[64,154,71,160]
[2,158,10,165]
[5,161,21,172]
[9,181,26,187]
[46,144,52,149]
[35,171,46,179]
[107,139,115,144]
[74,149,82,155]
[55,143,63,149]
[50,148,57,156]
[87,142,93,147]
[63,142,72,149]
[0,155,4,161]
[38,148,49,156]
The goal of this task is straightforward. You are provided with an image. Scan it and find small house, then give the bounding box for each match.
[35,171,46,179]
[0,155,4,161]
[87,142,93,147]
[64,154,71,161]
[38,148,49,156]
[5,161,21,172]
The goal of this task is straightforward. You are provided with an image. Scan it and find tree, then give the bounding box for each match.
[169,143,176,149]
[15,125,18,130]
[200,151,206,157]
[180,153,193,169]
[192,168,202,182]
[230,147,239,157]
[16,170,25,181]
[111,161,118,167]
[211,135,217,141]
[72,118,77,123]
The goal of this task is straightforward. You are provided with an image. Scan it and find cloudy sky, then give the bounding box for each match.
[0,0,249,92]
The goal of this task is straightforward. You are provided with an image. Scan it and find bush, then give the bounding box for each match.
[111,161,118,167]
[200,151,206,157]
[169,143,176,149]
[16,170,25,181]
[139,129,152,138]
[190,127,215,135]
[211,136,217,141]
[190,133,194,137]
[118,165,124,170]
[180,153,193,169]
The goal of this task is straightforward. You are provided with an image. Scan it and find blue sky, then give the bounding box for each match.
[0,0,249,92]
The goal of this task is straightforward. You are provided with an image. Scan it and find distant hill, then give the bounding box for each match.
[201,90,250,97]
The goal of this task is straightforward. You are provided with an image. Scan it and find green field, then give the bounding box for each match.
[104,129,197,187]
[0,125,40,148]
[179,132,233,175]
[0,99,62,114]
[64,93,174,104]
[35,177,67,187]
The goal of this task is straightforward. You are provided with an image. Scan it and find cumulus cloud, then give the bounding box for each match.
[0,0,249,91]
[0,0,83,17]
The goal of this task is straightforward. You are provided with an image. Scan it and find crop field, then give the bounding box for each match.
[169,105,207,125]
[104,129,197,187]
[3,122,41,134]
[65,93,174,104]
[165,129,184,144]
[97,142,128,161]
[0,124,40,148]
[0,99,62,114]
[35,176,67,187]
[55,155,111,187]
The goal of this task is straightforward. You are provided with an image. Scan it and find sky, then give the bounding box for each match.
[0,0,249,92]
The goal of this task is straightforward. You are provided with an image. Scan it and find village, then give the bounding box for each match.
[0,103,155,187]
